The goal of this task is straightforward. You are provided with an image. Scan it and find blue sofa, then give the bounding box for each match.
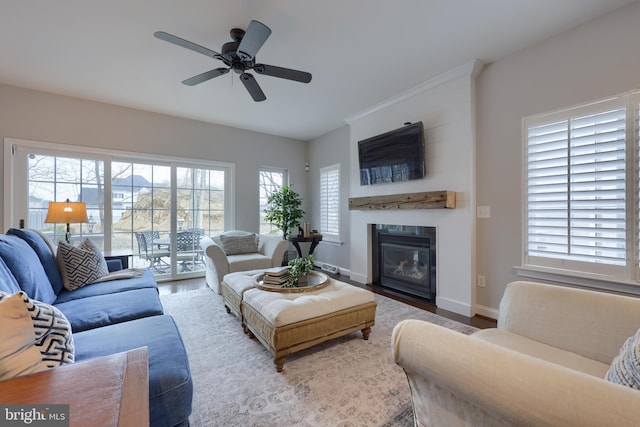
[0,228,193,427]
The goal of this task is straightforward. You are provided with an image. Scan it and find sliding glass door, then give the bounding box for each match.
[7,138,233,280]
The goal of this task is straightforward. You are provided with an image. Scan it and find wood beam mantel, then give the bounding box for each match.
[349,191,455,210]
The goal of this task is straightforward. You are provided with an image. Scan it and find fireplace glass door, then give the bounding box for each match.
[372,225,436,304]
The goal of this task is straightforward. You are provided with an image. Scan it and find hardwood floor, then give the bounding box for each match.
[157,273,497,329]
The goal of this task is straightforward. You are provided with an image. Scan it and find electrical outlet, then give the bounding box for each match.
[477,275,486,288]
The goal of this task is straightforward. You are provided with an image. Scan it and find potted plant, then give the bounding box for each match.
[263,185,305,240]
[285,254,315,287]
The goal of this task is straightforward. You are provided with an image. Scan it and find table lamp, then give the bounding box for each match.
[44,198,89,244]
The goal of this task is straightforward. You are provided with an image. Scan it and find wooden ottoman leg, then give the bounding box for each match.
[225,305,231,314]
[362,326,371,340]
[275,357,286,372]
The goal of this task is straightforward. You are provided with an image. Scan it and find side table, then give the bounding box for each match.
[0,347,149,427]
[288,235,323,258]
[104,250,133,269]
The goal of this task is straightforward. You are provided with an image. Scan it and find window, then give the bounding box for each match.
[27,153,105,248]
[259,168,287,234]
[319,164,340,241]
[523,92,639,284]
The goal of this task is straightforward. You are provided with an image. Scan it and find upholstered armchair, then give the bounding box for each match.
[392,281,640,427]
[200,230,288,293]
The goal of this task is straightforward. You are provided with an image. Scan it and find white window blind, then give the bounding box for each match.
[320,165,340,240]
[524,93,640,283]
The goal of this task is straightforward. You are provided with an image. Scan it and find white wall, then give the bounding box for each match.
[307,125,351,273]
[475,1,640,312]
[347,61,482,317]
[0,83,308,232]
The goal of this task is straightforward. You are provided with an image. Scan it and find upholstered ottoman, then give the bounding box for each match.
[220,270,262,329]
[242,279,377,372]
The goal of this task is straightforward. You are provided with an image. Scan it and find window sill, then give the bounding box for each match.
[320,239,343,247]
[514,265,640,296]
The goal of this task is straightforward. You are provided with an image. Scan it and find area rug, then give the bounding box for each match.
[160,287,477,427]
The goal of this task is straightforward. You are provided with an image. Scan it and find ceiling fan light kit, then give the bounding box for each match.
[154,20,312,102]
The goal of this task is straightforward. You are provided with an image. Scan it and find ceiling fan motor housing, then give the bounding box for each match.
[221,40,255,73]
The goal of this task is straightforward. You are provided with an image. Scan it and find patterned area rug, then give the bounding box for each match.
[160,287,477,427]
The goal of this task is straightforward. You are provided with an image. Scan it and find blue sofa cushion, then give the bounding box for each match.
[7,228,64,295]
[55,288,164,333]
[106,258,123,272]
[0,257,20,294]
[73,315,193,427]
[0,235,56,304]
[54,269,158,304]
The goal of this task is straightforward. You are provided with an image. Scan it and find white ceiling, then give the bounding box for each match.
[0,0,634,140]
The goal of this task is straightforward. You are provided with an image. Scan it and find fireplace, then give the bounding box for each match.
[371,224,436,304]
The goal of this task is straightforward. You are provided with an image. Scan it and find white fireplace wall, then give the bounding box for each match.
[346,60,481,317]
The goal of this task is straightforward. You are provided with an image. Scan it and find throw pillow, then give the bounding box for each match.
[0,256,21,294]
[7,228,64,294]
[0,234,57,304]
[220,233,259,255]
[57,239,110,291]
[19,292,75,367]
[605,328,640,389]
[0,292,52,380]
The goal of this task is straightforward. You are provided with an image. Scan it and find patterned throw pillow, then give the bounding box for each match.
[0,291,74,380]
[220,233,259,255]
[605,328,640,389]
[57,239,110,291]
[0,292,49,380]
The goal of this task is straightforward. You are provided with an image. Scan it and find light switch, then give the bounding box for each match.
[477,206,491,218]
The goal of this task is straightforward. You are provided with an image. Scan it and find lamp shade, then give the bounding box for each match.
[44,201,89,224]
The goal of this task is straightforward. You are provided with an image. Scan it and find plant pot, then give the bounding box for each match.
[296,273,308,286]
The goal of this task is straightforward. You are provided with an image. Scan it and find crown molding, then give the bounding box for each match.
[345,59,484,124]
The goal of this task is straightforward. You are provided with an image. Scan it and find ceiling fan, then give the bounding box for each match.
[154,20,312,102]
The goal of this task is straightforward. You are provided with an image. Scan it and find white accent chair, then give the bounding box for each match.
[392,281,640,427]
[200,230,288,294]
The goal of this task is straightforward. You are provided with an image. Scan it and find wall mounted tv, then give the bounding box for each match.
[358,121,425,186]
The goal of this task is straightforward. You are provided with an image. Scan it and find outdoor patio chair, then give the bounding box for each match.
[176,228,205,272]
[135,230,170,273]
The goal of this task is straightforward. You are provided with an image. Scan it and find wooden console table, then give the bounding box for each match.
[288,235,323,257]
[0,347,149,427]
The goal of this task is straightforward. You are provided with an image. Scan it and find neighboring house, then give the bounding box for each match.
[79,174,153,222]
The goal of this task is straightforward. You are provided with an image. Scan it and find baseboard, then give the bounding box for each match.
[436,296,473,317]
[474,304,498,320]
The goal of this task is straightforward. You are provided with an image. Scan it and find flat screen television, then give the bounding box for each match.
[358,121,425,186]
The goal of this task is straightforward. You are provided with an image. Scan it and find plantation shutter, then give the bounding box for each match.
[526,107,627,267]
[320,165,340,240]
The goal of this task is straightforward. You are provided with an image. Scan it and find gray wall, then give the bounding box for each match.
[4,0,640,315]
[307,125,350,272]
[475,1,640,311]
[0,83,308,233]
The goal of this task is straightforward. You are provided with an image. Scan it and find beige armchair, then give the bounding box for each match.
[392,281,640,427]
[200,230,288,293]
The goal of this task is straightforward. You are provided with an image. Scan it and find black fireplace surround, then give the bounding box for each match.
[371,224,436,304]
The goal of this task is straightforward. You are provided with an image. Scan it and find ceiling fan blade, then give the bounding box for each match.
[154,31,222,60]
[254,64,312,83]
[237,20,271,61]
[240,73,266,102]
[182,68,229,86]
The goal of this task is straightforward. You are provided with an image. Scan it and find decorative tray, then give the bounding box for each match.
[253,271,330,293]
